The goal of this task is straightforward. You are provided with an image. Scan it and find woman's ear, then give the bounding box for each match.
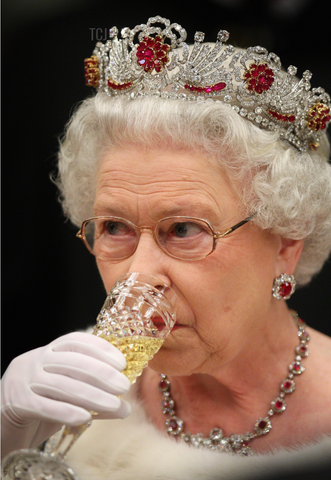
[275,237,304,277]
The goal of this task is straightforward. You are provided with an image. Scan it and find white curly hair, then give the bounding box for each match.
[55,93,331,286]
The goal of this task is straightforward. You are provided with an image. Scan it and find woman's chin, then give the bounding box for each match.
[148,342,201,376]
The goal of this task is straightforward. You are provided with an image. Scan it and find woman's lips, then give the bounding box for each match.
[151,317,165,328]
[171,323,187,331]
[151,316,188,331]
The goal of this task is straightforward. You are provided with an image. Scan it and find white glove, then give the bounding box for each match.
[1,332,131,459]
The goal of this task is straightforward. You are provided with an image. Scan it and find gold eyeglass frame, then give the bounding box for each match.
[76,214,255,262]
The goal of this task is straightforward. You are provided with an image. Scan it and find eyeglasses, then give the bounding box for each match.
[76,214,255,262]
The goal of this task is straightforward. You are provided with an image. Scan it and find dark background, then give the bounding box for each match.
[2,0,331,375]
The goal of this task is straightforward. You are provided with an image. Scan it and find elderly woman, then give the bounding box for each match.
[2,15,331,480]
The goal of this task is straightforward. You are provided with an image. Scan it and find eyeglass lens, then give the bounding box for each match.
[84,217,215,260]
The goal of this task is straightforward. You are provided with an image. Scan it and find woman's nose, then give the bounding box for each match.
[126,231,172,288]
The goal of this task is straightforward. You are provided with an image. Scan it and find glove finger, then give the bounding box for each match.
[3,402,92,427]
[93,399,131,420]
[44,349,130,384]
[51,334,126,371]
[43,360,130,395]
[30,378,122,413]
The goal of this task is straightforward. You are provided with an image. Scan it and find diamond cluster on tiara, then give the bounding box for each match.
[84,16,331,152]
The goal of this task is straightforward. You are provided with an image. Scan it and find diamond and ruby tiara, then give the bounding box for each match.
[84,16,331,152]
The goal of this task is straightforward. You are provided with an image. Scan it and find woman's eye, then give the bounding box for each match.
[105,221,130,235]
[172,222,202,238]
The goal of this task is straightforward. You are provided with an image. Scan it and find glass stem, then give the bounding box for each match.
[50,422,92,460]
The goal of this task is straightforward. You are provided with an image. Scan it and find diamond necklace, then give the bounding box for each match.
[158,311,310,456]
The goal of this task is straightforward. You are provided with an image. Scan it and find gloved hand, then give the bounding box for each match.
[1,332,131,459]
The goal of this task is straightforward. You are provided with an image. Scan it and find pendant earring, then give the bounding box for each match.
[272,274,296,300]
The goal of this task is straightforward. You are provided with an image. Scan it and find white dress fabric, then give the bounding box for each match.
[63,380,331,480]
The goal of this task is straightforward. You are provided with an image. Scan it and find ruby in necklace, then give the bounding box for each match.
[158,311,309,456]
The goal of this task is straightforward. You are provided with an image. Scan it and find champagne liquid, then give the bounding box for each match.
[99,334,164,384]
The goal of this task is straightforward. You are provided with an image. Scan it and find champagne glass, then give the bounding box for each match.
[2,272,177,480]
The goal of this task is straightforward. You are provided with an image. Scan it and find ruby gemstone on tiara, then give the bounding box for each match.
[268,110,296,123]
[136,35,170,73]
[108,80,133,90]
[84,55,100,88]
[184,82,226,94]
[244,63,274,94]
[307,102,331,131]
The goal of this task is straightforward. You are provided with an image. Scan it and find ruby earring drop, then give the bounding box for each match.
[272,274,296,300]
